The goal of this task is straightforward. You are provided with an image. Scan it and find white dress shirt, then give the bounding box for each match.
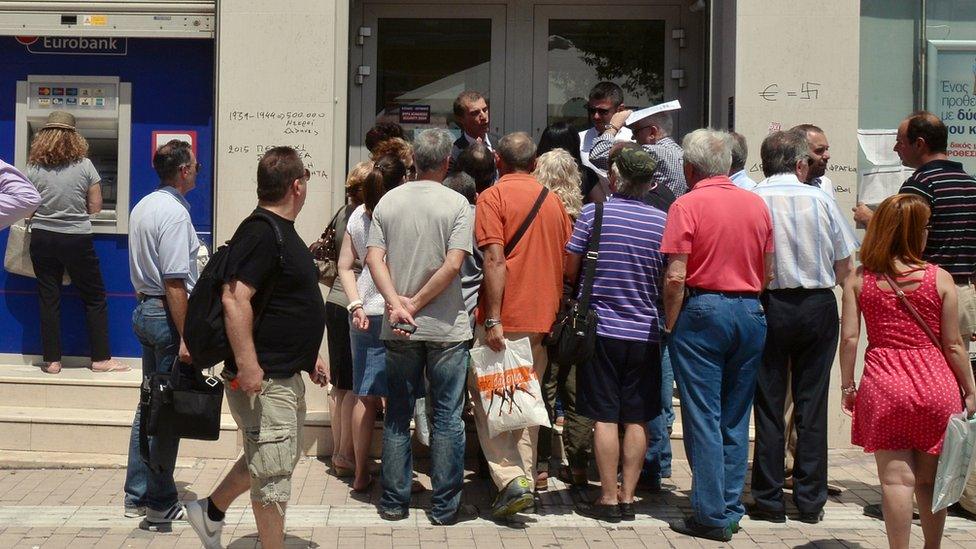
[753,173,859,289]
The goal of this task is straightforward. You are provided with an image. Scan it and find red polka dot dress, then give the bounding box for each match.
[852,264,962,454]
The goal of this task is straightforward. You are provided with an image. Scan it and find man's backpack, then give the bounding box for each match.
[184,211,285,369]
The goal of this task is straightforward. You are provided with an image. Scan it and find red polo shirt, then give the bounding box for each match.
[660,175,773,292]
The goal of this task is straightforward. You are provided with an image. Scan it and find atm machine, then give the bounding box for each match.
[14,75,132,233]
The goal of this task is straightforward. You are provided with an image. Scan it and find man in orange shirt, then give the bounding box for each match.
[472,132,572,518]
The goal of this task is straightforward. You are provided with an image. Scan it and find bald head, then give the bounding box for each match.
[496,131,537,174]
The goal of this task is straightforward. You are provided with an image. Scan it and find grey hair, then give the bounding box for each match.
[681,129,733,177]
[609,163,653,198]
[730,132,748,172]
[760,130,810,177]
[412,129,454,173]
[647,112,674,136]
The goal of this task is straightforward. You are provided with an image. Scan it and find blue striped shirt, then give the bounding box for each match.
[752,174,859,289]
[565,197,667,342]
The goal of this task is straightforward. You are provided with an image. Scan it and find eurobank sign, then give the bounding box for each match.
[16,36,127,56]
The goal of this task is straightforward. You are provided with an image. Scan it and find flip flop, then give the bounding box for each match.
[91,364,132,373]
[352,475,374,493]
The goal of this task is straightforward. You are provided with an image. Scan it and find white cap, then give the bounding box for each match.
[625,100,681,129]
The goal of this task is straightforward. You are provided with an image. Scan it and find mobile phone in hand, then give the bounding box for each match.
[391,321,417,334]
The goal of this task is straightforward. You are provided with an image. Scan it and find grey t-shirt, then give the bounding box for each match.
[26,158,100,234]
[367,180,473,342]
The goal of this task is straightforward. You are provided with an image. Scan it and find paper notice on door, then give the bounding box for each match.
[857,129,902,167]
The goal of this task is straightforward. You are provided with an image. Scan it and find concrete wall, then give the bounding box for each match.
[735,1,862,449]
[214,0,350,416]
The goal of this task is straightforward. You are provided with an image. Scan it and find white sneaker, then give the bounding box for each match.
[146,502,186,524]
[186,498,224,549]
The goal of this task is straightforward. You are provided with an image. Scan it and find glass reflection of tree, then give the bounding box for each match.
[548,22,665,105]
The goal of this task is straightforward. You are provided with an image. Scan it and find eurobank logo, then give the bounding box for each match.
[16,36,127,56]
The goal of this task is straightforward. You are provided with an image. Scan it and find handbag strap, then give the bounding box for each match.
[319,204,345,239]
[881,271,941,348]
[504,187,549,257]
[577,203,604,313]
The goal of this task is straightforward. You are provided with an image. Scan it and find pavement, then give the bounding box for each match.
[0,450,974,548]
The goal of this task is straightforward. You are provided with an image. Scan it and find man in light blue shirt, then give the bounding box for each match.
[122,140,200,527]
[747,130,857,525]
[729,132,757,190]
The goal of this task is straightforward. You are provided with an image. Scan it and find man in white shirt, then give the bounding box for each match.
[791,124,835,200]
[579,82,633,188]
[747,130,857,526]
[729,132,758,190]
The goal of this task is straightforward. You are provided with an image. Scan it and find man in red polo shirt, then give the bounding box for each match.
[661,129,774,542]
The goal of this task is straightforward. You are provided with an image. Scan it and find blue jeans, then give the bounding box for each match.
[380,339,467,523]
[643,343,674,483]
[123,298,182,511]
[670,292,765,528]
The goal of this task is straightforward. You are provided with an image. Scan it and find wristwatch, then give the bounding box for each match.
[484,318,502,330]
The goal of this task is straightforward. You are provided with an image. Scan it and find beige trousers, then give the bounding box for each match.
[468,328,548,490]
[956,283,976,513]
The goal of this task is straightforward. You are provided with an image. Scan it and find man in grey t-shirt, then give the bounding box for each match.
[366,129,474,526]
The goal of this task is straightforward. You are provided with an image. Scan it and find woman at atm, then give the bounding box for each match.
[26,111,129,374]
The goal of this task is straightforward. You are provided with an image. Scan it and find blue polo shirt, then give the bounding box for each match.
[566,196,667,342]
[128,185,199,296]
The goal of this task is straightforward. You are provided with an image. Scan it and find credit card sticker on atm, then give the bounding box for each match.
[79,97,92,106]
[52,97,64,105]
[52,88,65,96]
[66,88,78,96]
[37,98,51,107]
[94,98,105,107]
[66,97,78,106]
[79,88,90,97]
[38,87,51,96]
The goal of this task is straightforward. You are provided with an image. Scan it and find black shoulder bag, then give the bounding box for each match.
[505,187,550,256]
[546,202,603,366]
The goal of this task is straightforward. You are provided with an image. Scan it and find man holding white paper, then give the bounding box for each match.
[589,100,687,196]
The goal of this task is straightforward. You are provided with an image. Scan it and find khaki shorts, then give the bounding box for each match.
[956,282,976,344]
[225,373,306,505]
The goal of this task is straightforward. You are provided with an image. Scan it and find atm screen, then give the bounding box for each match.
[87,137,118,213]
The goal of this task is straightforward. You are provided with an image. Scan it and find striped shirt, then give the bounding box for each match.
[753,173,859,289]
[565,196,667,342]
[900,159,976,278]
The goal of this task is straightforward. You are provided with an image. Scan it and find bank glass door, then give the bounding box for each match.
[357,4,506,161]
[531,6,680,138]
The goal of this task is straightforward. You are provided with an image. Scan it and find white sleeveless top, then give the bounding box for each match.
[346,205,385,315]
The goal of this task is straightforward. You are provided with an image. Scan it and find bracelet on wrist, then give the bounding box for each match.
[841,383,857,395]
[346,299,364,313]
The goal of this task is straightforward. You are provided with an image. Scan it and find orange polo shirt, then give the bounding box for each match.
[475,173,572,333]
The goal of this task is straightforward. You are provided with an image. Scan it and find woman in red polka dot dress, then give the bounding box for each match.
[840,194,976,549]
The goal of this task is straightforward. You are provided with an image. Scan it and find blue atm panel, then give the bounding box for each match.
[0,37,214,359]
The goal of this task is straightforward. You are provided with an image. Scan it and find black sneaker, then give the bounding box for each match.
[669,517,733,542]
[745,502,786,523]
[491,476,534,519]
[618,502,636,521]
[431,504,479,526]
[797,509,825,524]
[379,507,409,521]
[575,501,622,523]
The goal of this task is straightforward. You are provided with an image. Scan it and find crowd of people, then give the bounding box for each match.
[3,81,976,549]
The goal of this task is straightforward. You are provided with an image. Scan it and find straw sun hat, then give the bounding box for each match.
[42,111,76,131]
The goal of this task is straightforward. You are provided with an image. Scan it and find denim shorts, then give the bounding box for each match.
[225,373,306,506]
[351,315,387,397]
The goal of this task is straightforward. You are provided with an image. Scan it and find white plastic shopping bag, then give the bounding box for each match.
[469,337,550,438]
[932,412,976,512]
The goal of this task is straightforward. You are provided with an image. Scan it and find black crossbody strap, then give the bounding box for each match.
[504,187,550,257]
[320,205,344,239]
[577,203,604,312]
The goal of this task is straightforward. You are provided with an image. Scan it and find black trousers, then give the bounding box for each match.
[751,288,838,514]
[29,228,111,362]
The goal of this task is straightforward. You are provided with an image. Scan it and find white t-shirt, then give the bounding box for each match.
[579,126,634,179]
[346,205,385,316]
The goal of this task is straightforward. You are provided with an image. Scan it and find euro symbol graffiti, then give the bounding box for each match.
[759,84,779,102]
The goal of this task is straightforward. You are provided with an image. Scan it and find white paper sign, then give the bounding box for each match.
[625,100,681,127]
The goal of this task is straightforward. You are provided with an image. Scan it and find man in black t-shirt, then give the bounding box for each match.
[186,147,328,549]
